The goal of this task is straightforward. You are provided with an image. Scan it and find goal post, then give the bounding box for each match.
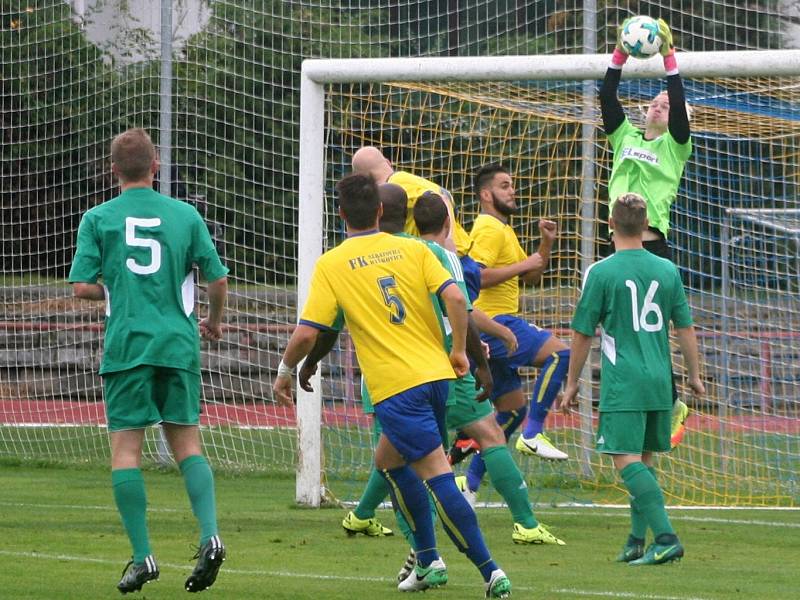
[296,50,800,507]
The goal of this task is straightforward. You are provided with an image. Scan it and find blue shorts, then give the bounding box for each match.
[481,315,552,400]
[373,380,449,463]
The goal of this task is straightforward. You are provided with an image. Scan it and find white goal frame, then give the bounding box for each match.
[295,50,800,507]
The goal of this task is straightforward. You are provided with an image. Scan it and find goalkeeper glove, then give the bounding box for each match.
[657,18,675,57]
[657,18,678,73]
[612,17,632,67]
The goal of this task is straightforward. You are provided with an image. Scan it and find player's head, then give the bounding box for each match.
[474,163,516,217]
[378,182,407,234]
[610,193,648,237]
[336,173,381,231]
[111,128,158,184]
[645,91,692,132]
[352,146,393,183]
[414,191,450,238]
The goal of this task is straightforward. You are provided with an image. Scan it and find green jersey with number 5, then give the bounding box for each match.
[68,187,228,375]
[571,249,692,412]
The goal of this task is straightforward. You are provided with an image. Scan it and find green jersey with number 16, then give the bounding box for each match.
[68,187,228,376]
[570,249,692,412]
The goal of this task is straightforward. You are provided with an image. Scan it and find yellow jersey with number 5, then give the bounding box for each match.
[300,231,457,404]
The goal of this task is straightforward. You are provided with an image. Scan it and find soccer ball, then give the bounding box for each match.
[619,16,662,59]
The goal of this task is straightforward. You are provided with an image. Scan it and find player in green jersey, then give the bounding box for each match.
[601,17,693,446]
[68,129,228,594]
[560,193,705,565]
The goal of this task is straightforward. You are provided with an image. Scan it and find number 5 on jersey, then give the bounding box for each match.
[378,276,406,325]
[125,217,162,275]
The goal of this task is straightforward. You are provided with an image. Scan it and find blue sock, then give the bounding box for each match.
[523,349,570,439]
[381,466,439,567]
[426,472,498,582]
[466,407,527,492]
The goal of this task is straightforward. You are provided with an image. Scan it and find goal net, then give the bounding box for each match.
[1,1,798,509]
[298,55,800,508]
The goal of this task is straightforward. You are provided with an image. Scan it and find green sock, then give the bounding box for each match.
[179,455,218,544]
[629,496,648,539]
[621,462,674,538]
[482,445,537,528]
[354,467,390,520]
[112,468,151,563]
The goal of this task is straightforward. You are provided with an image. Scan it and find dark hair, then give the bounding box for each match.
[111,128,155,182]
[377,183,408,234]
[612,193,648,236]
[473,163,510,197]
[336,173,380,230]
[413,191,448,235]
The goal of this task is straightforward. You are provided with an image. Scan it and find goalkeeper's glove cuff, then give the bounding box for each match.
[611,48,629,69]
[663,52,678,76]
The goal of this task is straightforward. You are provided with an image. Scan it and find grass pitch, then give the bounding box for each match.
[1,462,798,600]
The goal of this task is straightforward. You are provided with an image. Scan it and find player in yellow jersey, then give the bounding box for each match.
[459,164,572,499]
[351,145,472,255]
[273,173,511,598]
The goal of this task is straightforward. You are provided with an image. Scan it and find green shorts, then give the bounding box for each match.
[596,410,671,455]
[446,372,493,432]
[103,365,201,432]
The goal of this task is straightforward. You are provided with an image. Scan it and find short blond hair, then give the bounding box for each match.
[111,128,155,182]
[612,193,648,236]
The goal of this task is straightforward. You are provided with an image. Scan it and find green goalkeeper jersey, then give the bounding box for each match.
[571,249,693,412]
[607,117,691,236]
[68,187,228,375]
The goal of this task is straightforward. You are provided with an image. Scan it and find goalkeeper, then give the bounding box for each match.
[601,17,692,447]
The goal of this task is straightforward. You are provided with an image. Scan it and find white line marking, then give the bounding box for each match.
[0,501,179,513]
[3,501,797,527]
[552,588,710,600]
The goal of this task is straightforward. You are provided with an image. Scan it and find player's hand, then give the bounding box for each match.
[687,376,705,398]
[449,350,470,378]
[538,219,557,245]
[481,341,491,360]
[473,364,493,402]
[499,326,518,355]
[273,374,295,406]
[616,17,633,54]
[558,383,579,414]
[298,360,318,393]
[199,318,223,341]
[521,252,544,274]
[657,18,674,57]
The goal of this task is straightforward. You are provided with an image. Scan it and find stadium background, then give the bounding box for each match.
[1,1,798,508]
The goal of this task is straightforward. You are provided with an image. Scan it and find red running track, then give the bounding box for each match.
[1,400,798,433]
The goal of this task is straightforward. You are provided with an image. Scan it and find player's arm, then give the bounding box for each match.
[439,282,469,377]
[675,325,705,398]
[519,220,557,285]
[558,330,592,413]
[466,316,493,401]
[199,276,227,341]
[298,329,340,392]
[657,19,691,145]
[471,307,517,355]
[273,324,321,406]
[73,283,105,300]
[599,20,630,136]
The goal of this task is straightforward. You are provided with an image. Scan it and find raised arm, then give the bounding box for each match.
[658,19,691,145]
[599,21,631,136]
